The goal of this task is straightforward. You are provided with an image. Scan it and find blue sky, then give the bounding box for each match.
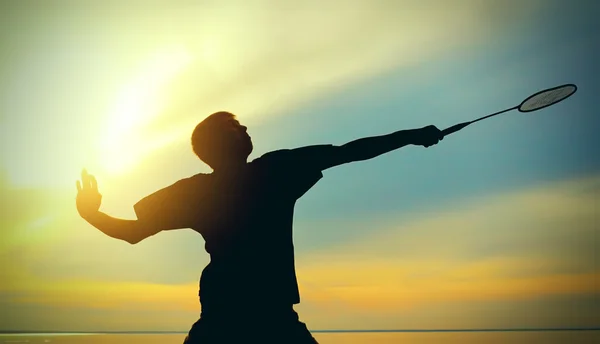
[0,0,598,332]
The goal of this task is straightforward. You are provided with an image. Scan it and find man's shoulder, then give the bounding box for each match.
[142,173,212,200]
[253,149,291,162]
[252,145,335,167]
[177,172,212,185]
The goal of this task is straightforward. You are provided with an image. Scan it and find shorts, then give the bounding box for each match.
[183,307,319,344]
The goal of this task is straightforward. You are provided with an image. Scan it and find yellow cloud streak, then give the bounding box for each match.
[298,260,599,314]
[9,279,200,312]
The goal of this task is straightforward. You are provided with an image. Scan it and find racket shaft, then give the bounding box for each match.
[442,121,471,136]
[442,106,518,137]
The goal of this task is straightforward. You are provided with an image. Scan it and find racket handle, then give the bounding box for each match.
[442,122,471,137]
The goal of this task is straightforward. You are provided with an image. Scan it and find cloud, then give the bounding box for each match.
[0,0,545,186]
[4,279,200,313]
[139,0,548,133]
[298,174,599,266]
[292,174,600,327]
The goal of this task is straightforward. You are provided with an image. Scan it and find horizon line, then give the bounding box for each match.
[2,327,600,335]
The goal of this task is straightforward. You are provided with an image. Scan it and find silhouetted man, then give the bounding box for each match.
[76,111,443,343]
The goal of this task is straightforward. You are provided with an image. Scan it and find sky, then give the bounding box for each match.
[0,0,599,332]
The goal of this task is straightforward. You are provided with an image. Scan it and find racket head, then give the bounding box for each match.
[518,84,577,113]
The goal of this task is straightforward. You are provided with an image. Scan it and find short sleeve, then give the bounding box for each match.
[258,145,334,200]
[133,174,209,230]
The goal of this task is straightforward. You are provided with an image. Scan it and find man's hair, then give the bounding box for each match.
[191,111,236,168]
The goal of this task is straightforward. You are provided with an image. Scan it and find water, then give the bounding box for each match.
[2,331,598,344]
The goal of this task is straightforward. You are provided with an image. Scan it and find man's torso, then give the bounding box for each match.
[133,149,326,311]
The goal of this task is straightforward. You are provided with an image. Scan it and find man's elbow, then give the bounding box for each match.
[123,221,156,245]
[124,231,156,245]
[124,236,143,245]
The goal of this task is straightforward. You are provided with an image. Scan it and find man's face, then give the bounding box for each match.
[225,117,253,158]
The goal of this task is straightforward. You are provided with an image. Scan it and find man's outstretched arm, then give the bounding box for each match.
[76,170,178,245]
[80,211,156,245]
[299,125,443,171]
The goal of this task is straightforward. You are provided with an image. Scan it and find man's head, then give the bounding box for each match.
[191,111,253,170]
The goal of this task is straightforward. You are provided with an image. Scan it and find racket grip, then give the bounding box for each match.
[442,122,471,137]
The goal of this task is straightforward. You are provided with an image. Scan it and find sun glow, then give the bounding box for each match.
[98,47,193,175]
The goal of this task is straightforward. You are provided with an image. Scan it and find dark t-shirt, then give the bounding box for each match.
[133,146,331,311]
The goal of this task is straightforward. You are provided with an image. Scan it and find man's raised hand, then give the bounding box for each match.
[76,169,102,220]
[412,125,444,148]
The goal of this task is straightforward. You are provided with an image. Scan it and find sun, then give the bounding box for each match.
[98,47,193,175]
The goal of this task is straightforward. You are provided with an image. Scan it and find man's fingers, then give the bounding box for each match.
[90,175,98,191]
[81,170,88,188]
[81,169,97,190]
